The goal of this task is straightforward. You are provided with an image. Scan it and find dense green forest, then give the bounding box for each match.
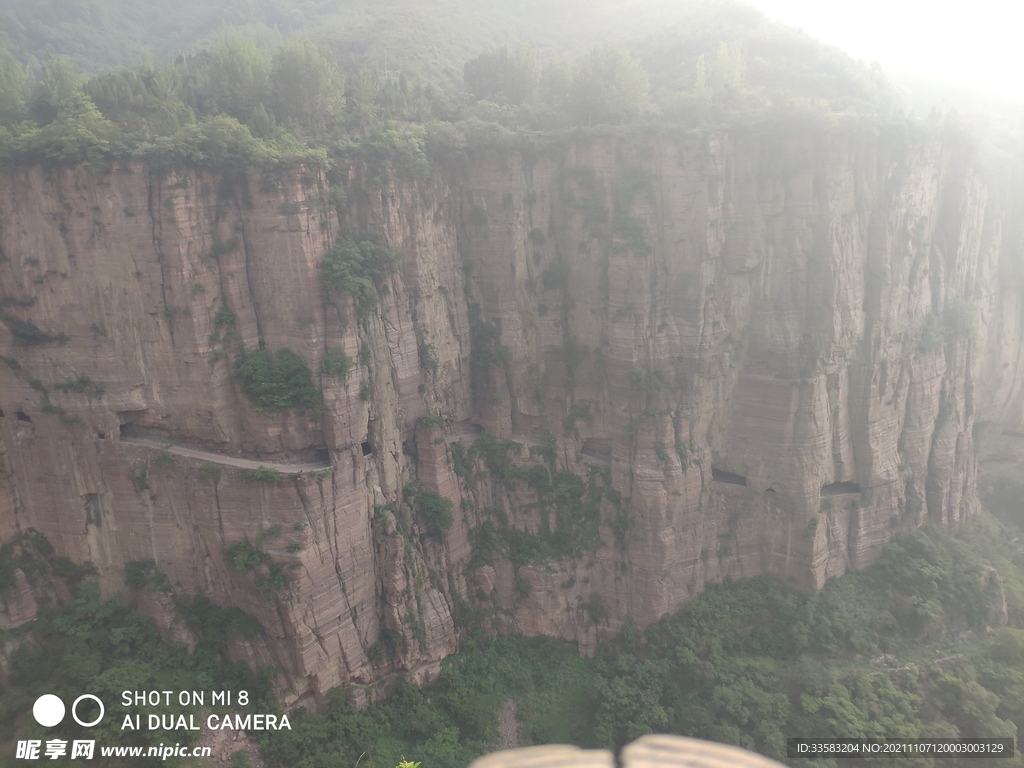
[0,0,895,172]
[3,479,1024,767]
[0,538,273,767]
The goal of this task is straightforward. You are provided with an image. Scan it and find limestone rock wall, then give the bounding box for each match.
[444,129,1021,649]
[0,128,1020,701]
[0,163,468,706]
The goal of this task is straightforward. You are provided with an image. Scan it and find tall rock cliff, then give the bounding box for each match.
[0,127,1021,703]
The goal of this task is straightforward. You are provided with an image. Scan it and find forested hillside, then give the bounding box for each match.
[0,0,894,172]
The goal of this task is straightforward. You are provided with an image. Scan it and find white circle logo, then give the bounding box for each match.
[72,695,104,727]
[32,694,65,727]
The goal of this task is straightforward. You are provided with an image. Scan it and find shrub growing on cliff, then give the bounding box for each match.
[321,348,353,378]
[0,531,53,594]
[255,564,292,596]
[214,306,236,329]
[124,559,172,593]
[233,348,321,414]
[240,466,281,483]
[420,412,446,429]
[417,340,439,373]
[54,374,104,397]
[945,298,978,344]
[224,539,292,595]
[153,452,177,469]
[417,491,454,533]
[199,462,221,483]
[1,314,69,346]
[225,539,269,570]
[514,574,532,600]
[582,593,610,623]
[471,432,523,480]
[367,627,403,666]
[128,469,149,492]
[917,314,944,354]
[320,237,401,318]
[468,303,511,402]
[203,236,240,262]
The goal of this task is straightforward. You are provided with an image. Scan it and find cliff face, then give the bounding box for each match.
[0,128,1021,702]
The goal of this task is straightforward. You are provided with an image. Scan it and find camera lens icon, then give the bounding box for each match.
[32,694,104,728]
[33,695,65,727]
[72,695,104,727]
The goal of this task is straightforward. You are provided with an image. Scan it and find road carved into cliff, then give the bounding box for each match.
[445,431,545,449]
[121,437,331,473]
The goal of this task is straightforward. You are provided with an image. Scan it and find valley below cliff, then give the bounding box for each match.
[1,125,1023,707]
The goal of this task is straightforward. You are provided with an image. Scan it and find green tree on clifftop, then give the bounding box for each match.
[568,42,649,126]
[464,43,541,106]
[208,37,271,126]
[270,41,344,138]
[0,54,33,125]
[22,90,120,166]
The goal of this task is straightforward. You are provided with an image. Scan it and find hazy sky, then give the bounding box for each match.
[747,0,1024,102]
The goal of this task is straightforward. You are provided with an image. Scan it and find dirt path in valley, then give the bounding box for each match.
[497,697,519,750]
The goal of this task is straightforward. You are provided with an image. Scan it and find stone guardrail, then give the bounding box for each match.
[469,735,788,768]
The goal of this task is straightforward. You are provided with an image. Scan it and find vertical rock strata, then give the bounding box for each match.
[0,128,1021,701]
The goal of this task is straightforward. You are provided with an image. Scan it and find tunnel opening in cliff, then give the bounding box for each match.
[821,481,861,495]
[712,468,747,486]
[581,439,612,463]
[362,441,373,456]
[15,411,31,423]
[84,494,102,526]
